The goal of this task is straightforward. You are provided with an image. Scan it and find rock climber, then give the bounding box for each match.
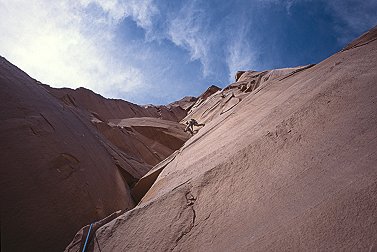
[184,118,205,135]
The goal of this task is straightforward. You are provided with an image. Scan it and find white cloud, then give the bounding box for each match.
[167,2,214,77]
[226,28,255,82]
[164,1,261,80]
[0,0,157,99]
[79,0,158,28]
[2,0,374,105]
[226,17,255,82]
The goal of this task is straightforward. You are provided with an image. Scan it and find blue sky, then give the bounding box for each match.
[1,0,376,105]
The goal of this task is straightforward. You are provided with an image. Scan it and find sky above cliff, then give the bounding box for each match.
[1,0,376,105]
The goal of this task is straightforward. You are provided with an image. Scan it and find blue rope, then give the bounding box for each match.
[82,223,93,252]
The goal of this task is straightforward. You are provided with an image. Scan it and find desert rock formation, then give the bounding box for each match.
[2,24,377,252]
[85,25,377,251]
[43,85,188,122]
[0,57,135,252]
[0,57,191,251]
[103,117,189,167]
[182,64,314,125]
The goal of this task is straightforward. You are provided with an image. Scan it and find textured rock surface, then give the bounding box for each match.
[168,96,198,111]
[91,26,377,251]
[43,85,187,122]
[105,117,189,167]
[0,57,138,252]
[65,210,125,252]
[0,57,189,251]
[44,85,191,169]
[183,65,314,125]
[45,85,190,172]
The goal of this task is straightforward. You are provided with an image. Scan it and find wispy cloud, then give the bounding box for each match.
[325,0,377,44]
[79,0,158,28]
[1,0,376,105]
[166,1,215,77]
[0,0,157,98]
[225,21,255,82]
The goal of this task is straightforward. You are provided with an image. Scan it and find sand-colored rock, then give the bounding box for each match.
[104,117,189,167]
[168,96,198,111]
[47,84,191,179]
[65,210,125,252]
[44,85,187,122]
[182,65,314,125]
[342,25,377,51]
[131,150,180,203]
[0,56,193,251]
[235,70,246,81]
[91,26,377,251]
[0,52,195,252]
[0,57,143,252]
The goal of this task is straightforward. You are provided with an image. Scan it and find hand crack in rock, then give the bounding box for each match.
[171,191,197,251]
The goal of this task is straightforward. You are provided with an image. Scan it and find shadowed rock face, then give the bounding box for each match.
[43,86,193,170]
[43,85,188,122]
[88,26,377,251]
[0,57,190,251]
[44,85,191,173]
[0,57,137,252]
[104,117,189,167]
[168,96,198,111]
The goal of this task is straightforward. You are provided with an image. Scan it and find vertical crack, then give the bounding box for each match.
[171,191,197,251]
[185,192,196,228]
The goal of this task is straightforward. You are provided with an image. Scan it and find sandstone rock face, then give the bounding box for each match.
[65,210,125,252]
[342,25,377,51]
[182,85,222,123]
[235,70,246,81]
[91,26,377,251]
[105,117,189,167]
[44,81,192,182]
[182,65,314,125]
[0,57,189,251]
[198,85,221,101]
[0,57,136,252]
[168,96,198,111]
[44,85,187,122]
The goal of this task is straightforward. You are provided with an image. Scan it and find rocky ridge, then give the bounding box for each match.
[43,84,189,122]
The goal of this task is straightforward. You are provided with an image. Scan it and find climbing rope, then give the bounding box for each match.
[82,223,93,252]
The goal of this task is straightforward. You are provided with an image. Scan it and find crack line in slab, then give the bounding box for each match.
[40,112,55,131]
[171,191,197,251]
